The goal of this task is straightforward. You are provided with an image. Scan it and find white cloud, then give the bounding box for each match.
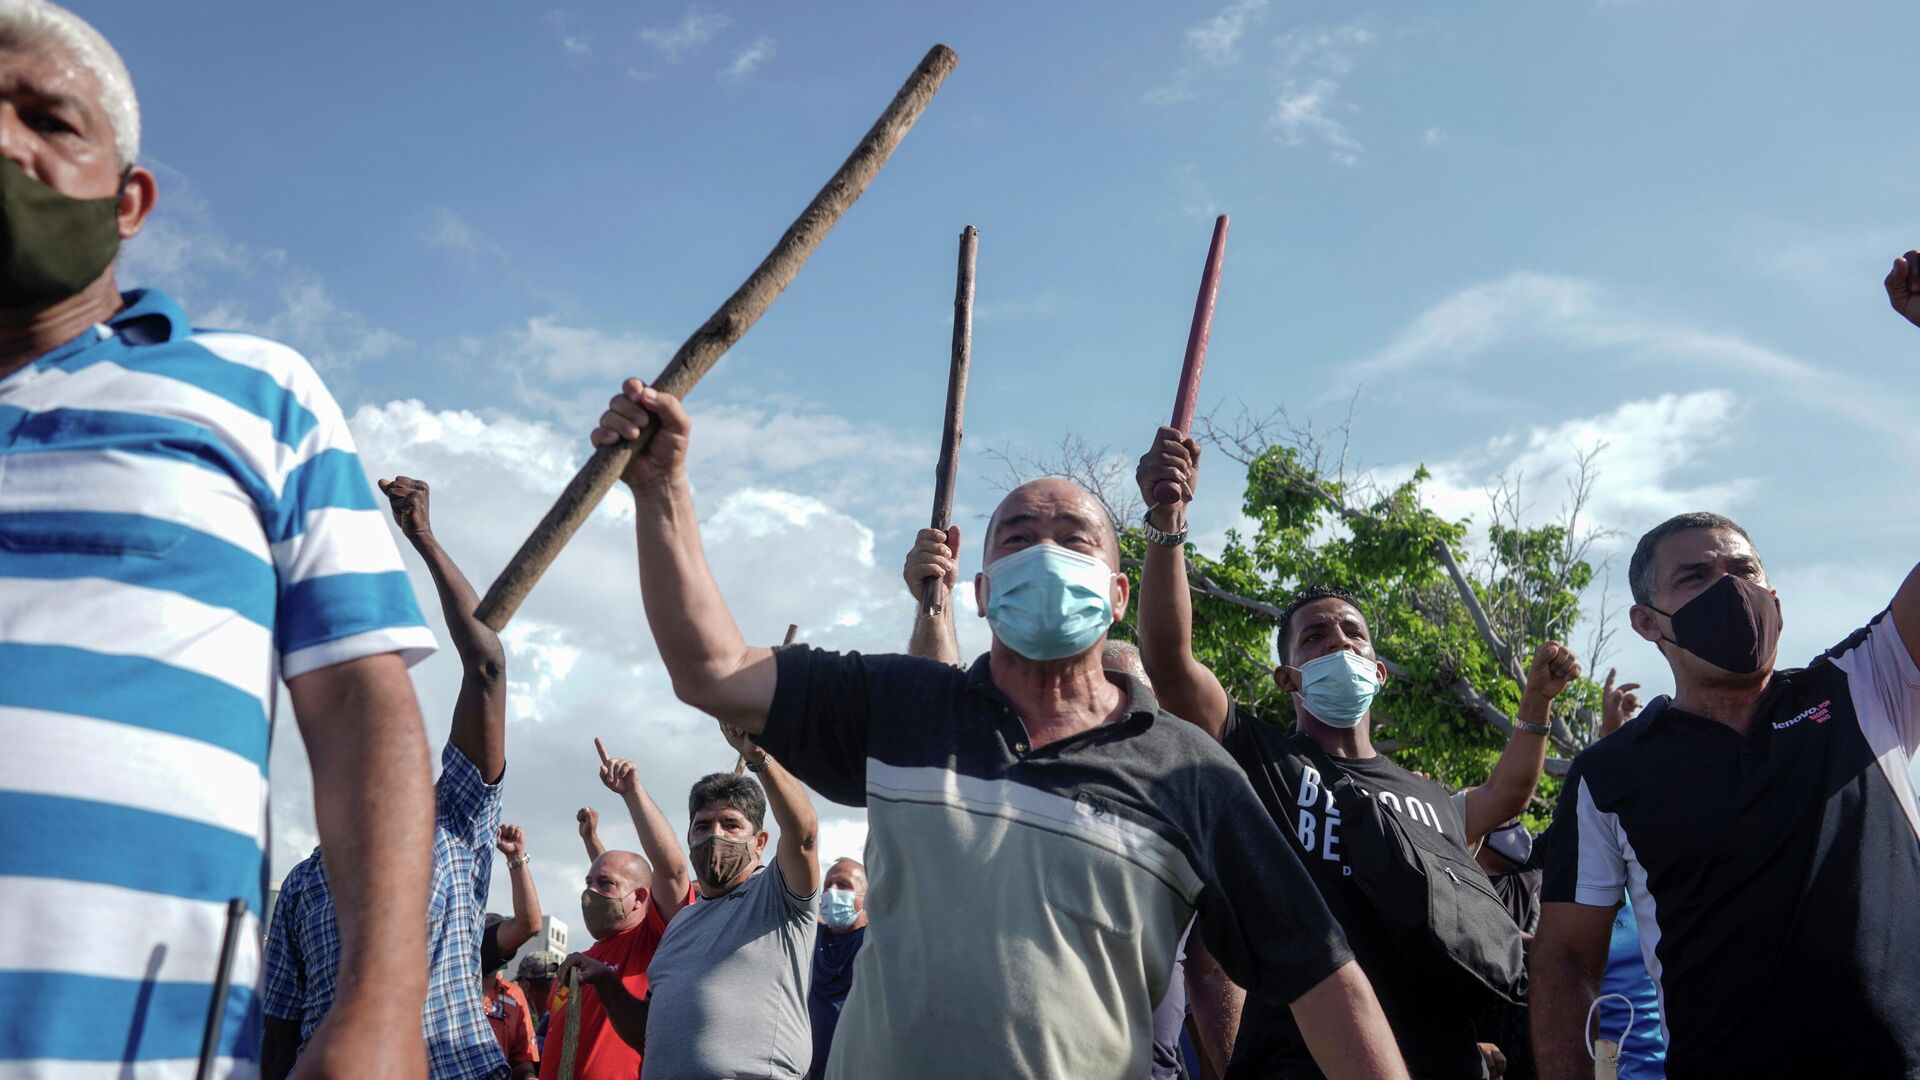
[1424,127,1444,147]
[720,36,775,82]
[1188,0,1270,67]
[1270,78,1361,164]
[640,9,732,59]
[563,36,590,55]
[1267,23,1373,162]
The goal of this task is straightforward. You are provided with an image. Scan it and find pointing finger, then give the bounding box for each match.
[595,738,611,765]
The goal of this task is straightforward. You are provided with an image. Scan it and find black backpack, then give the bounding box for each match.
[1307,748,1529,1007]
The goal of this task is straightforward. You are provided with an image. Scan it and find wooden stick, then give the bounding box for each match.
[194,898,248,1080]
[557,967,583,1080]
[738,624,800,773]
[919,225,977,616]
[476,44,962,630]
[1152,214,1230,506]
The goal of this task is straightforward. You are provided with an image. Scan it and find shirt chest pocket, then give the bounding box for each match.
[1044,851,1142,938]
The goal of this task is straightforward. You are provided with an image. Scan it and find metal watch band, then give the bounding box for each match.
[1140,510,1188,548]
[1512,718,1551,736]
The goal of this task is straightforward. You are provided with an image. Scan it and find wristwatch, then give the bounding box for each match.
[1512,717,1551,736]
[507,855,532,869]
[1140,509,1188,548]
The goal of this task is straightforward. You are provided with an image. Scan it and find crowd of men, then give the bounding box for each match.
[1,2,1918,1077]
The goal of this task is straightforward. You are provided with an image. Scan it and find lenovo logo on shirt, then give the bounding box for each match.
[1773,700,1832,730]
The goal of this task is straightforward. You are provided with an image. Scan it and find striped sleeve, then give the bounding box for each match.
[190,332,437,677]
[1541,755,1627,907]
[1829,608,1920,756]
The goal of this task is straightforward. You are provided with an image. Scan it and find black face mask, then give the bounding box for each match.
[1649,573,1782,675]
[0,156,122,309]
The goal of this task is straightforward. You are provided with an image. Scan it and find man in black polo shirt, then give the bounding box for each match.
[1134,427,1580,1079]
[1531,504,1920,1080]
[589,378,1408,1080]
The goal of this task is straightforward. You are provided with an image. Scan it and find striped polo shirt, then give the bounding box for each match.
[0,289,435,1076]
[759,646,1352,1080]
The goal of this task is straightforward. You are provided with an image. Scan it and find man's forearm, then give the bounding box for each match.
[631,479,769,728]
[1185,954,1245,1076]
[581,826,607,861]
[622,784,690,899]
[290,655,434,1015]
[754,753,819,892]
[593,980,651,1049]
[1531,949,1604,1080]
[504,857,542,953]
[1136,526,1230,738]
[907,607,961,666]
[413,532,507,778]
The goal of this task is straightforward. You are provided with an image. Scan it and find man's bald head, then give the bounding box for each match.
[591,849,650,885]
[985,478,1120,568]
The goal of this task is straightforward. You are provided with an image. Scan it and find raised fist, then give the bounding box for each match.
[903,526,961,599]
[593,379,691,494]
[1135,425,1201,516]
[496,824,526,859]
[377,475,432,538]
[577,806,599,842]
[1523,641,1581,703]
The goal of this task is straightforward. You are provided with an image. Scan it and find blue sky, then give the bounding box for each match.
[87,0,1920,907]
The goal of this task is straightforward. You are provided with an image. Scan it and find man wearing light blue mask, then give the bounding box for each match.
[590,380,1410,1080]
[806,858,868,1080]
[1136,426,1580,1080]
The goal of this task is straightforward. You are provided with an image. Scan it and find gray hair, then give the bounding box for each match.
[0,1,139,166]
[688,772,767,832]
[1627,511,1757,607]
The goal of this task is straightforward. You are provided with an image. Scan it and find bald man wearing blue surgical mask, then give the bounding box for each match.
[589,376,1410,1080]
[807,858,868,1080]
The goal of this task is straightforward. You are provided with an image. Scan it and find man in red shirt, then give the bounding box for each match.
[540,740,693,1080]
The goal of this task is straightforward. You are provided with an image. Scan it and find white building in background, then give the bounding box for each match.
[511,914,567,978]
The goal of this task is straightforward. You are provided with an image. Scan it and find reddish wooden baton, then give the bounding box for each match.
[1152,214,1229,506]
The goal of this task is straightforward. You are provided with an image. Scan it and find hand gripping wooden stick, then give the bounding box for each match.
[1151,214,1230,507]
[920,225,977,616]
[476,44,961,630]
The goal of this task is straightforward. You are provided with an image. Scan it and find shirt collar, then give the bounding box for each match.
[107,288,190,345]
[964,651,1160,729]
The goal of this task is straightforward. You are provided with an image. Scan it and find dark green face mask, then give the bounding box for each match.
[0,156,121,309]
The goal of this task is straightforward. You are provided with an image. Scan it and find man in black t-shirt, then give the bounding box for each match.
[1135,427,1580,1080]
[1531,501,1920,1079]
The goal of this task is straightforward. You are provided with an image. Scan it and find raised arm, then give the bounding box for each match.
[1884,254,1920,674]
[597,381,778,731]
[286,653,433,1076]
[493,825,543,957]
[904,525,963,666]
[725,725,821,897]
[1133,426,1233,739]
[1530,901,1618,1080]
[597,738,693,922]
[381,476,507,781]
[577,806,607,861]
[1459,641,1579,849]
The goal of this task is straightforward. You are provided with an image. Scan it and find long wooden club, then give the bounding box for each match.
[477,44,961,630]
[919,225,977,616]
[1151,214,1230,507]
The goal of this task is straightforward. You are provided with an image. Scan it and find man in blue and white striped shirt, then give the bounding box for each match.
[0,2,441,1075]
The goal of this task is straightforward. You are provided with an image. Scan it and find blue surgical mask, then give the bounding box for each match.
[1294,649,1381,729]
[822,887,860,930]
[984,545,1115,661]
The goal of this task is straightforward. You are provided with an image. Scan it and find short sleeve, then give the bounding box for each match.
[1828,608,1920,756]
[1450,790,1480,855]
[1540,756,1627,908]
[772,857,819,918]
[759,645,878,806]
[1191,758,1353,1003]
[260,865,307,1020]
[436,741,504,851]
[258,357,435,679]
